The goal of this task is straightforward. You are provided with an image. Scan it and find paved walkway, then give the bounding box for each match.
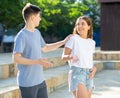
[49,70,120,98]
[0,48,120,98]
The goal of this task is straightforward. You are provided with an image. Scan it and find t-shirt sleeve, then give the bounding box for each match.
[39,32,46,48]
[65,37,74,49]
[13,34,25,54]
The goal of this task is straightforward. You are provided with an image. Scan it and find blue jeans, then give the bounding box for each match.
[19,81,48,98]
[68,66,94,92]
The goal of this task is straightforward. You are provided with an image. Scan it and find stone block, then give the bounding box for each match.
[103,62,115,69]
[101,54,107,60]
[94,53,101,60]
[2,64,9,79]
[9,64,15,77]
[106,55,112,60]
[111,54,117,60]
[14,64,18,77]
[115,62,120,70]
[94,62,104,72]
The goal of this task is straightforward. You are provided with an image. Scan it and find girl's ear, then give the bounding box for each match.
[88,25,91,30]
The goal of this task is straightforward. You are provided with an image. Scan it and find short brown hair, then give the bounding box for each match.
[22,3,41,21]
[73,16,93,38]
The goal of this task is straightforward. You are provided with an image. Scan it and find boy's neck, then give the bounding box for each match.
[25,22,35,32]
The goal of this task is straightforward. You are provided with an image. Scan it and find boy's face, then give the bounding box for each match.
[32,12,41,27]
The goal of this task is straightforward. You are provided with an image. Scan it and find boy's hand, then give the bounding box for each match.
[89,66,97,79]
[64,34,73,43]
[39,58,53,67]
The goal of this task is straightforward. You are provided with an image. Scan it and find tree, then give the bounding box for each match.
[0,0,100,41]
[37,0,88,42]
[0,0,40,30]
[0,0,23,29]
[81,0,100,32]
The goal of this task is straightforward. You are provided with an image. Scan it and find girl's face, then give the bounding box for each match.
[76,19,90,38]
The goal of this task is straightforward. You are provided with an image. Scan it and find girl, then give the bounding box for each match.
[62,16,96,98]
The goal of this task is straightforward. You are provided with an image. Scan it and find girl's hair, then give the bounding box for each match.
[73,16,93,38]
[22,3,41,21]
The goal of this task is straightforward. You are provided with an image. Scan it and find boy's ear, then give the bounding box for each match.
[30,14,35,20]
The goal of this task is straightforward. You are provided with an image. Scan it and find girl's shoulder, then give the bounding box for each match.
[70,34,79,40]
[91,39,95,44]
[88,39,96,46]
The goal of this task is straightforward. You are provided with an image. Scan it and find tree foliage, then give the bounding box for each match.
[81,0,100,32]
[0,0,23,29]
[0,0,100,41]
[37,0,88,40]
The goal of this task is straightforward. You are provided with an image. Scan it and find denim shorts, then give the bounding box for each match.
[68,66,94,92]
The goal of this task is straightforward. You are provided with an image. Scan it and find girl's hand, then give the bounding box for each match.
[71,55,79,63]
[89,66,97,79]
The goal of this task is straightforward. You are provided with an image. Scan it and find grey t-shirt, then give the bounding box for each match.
[13,28,46,87]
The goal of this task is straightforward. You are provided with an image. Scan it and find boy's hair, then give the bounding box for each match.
[22,3,41,21]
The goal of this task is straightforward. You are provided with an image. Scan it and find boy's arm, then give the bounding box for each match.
[42,34,72,52]
[42,40,65,52]
[13,53,53,67]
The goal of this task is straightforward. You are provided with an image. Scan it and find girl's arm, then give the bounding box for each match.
[62,47,72,62]
[89,66,97,78]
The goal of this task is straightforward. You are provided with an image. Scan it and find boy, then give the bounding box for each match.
[13,3,71,98]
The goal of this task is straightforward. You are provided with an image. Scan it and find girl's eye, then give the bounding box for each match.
[82,22,85,26]
[76,23,79,26]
